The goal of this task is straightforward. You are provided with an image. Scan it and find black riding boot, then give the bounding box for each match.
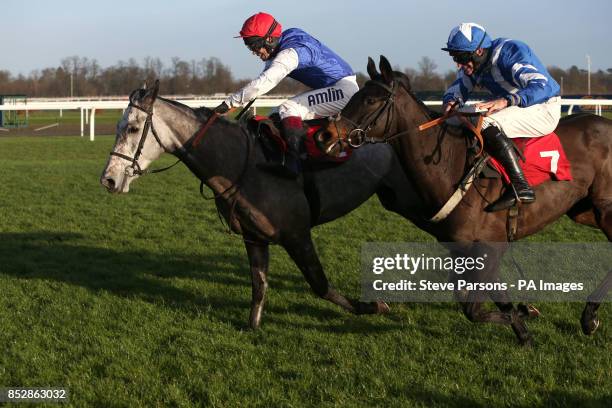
[257,117,303,179]
[484,127,535,212]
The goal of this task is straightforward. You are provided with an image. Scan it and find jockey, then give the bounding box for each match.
[441,23,561,212]
[214,12,358,179]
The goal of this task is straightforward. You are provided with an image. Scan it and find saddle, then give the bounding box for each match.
[484,134,572,186]
[419,112,573,236]
[420,111,572,186]
[245,114,352,171]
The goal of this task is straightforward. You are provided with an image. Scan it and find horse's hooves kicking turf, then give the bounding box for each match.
[376,300,390,314]
[581,308,600,335]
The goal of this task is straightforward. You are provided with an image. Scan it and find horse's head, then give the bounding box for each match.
[100,80,166,193]
[317,56,412,156]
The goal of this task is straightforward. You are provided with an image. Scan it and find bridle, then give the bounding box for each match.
[334,79,406,148]
[110,90,178,177]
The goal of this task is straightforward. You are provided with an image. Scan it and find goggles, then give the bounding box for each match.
[244,37,265,52]
[243,20,279,53]
[451,52,473,65]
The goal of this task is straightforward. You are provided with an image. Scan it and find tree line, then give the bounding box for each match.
[0,56,610,97]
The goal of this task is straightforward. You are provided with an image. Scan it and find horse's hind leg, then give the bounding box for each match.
[244,236,270,329]
[582,270,611,335]
[283,233,389,315]
[460,246,533,346]
[462,296,533,347]
[583,201,612,334]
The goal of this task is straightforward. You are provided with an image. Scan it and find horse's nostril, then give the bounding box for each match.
[317,131,332,142]
[103,177,116,190]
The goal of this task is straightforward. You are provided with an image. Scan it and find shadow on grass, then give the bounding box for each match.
[0,231,388,332]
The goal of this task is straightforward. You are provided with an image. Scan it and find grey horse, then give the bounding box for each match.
[100,81,424,329]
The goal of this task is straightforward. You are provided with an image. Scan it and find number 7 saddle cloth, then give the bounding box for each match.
[488,132,572,186]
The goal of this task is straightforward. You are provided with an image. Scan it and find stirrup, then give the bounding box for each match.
[485,186,535,212]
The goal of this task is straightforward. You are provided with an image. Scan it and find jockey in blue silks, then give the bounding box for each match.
[442,23,561,212]
[214,12,358,179]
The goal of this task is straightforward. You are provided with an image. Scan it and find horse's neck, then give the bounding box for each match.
[153,101,248,194]
[395,96,469,210]
[152,102,201,150]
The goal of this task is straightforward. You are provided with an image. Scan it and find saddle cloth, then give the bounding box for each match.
[250,115,352,163]
[488,132,572,186]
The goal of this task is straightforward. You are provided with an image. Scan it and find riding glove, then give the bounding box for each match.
[213,102,230,115]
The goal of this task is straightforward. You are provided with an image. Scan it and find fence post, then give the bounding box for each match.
[89,108,96,141]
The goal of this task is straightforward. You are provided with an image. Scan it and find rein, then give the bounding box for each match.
[110,93,180,177]
[418,110,485,156]
[109,90,257,240]
[336,80,400,148]
[335,77,492,223]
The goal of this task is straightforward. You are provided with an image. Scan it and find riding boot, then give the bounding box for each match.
[483,126,536,212]
[257,116,304,179]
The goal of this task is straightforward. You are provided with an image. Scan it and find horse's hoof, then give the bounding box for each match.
[527,304,541,319]
[249,314,262,330]
[517,303,540,320]
[581,316,600,335]
[376,300,390,314]
[519,335,534,348]
[454,289,469,303]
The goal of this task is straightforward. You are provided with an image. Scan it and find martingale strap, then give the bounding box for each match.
[418,110,488,222]
[418,110,485,156]
[429,155,489,222]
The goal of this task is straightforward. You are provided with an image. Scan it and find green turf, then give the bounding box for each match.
[0,135,609,407]
[18,107,277,128]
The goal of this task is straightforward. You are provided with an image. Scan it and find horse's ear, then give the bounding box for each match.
[142,81,148,90]
[379,55,394,85]
[151,79,160,100]
[367,57,378,79]
[142,79,159,108]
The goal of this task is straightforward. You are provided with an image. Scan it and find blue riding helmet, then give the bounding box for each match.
[442,23,492,52]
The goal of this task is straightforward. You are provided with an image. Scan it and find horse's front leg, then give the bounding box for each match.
[283,233,389,315]
[458,246,533,346]
[243,234,270,329]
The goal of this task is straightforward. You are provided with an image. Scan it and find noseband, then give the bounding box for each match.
[336,79,398,148]
[110,91,174,177]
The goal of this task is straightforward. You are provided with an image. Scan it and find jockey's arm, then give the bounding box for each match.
[224,48,299,108]
[442,71,474,113]
[502,43,555,107]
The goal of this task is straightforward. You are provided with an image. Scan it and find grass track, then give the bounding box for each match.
[0,135,610,407]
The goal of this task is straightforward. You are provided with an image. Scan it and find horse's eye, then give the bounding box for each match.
[127,126,139,134]
[366,97,377,105]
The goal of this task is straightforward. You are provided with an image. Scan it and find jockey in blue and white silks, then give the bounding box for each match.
[214,12,358,179]
[441,23,562,212]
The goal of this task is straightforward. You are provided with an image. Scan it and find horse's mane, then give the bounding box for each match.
[156,96,239,128]
[366,71,440,120]
[156,96,212,123]
[392,71,440,120]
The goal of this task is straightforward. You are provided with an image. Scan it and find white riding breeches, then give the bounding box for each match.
[481,96,562,138]
[278,75,359,120]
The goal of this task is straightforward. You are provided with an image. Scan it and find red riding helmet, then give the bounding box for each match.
[235,12,282,38]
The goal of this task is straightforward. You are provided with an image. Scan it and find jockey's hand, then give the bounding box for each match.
[475,98,508,115]
[213,102,230,115]
[442,100,458,114]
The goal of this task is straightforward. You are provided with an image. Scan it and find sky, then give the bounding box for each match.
[2,0,611,80]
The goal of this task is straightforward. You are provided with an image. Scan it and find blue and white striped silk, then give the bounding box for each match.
[443,38,560,108]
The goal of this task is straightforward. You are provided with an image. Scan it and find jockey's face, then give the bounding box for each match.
[451,48,485,76]
[245,36,277,61]
[251,47,271,61]
[457,60,476,76]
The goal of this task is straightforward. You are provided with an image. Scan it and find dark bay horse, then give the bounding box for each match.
[100,81,426,329]
[321,56,612,345]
